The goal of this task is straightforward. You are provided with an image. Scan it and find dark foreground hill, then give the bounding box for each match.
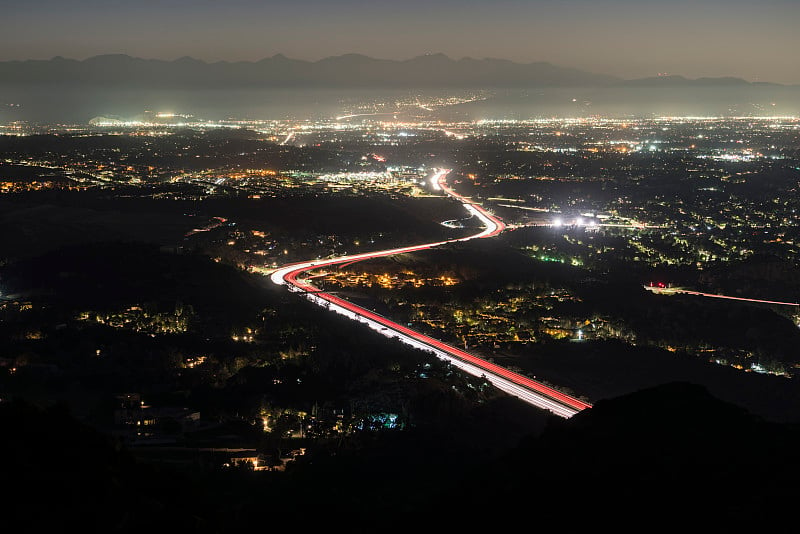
[3,382,798,532]
[440,382,800,530]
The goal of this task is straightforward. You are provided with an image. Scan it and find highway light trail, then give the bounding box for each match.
[678,291,799,307]
[270,169,591,417]
[646,285,800,307]
[335,112,399,120]
[184,216,227,237]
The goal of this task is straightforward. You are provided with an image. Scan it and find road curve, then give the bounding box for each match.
[270,169,591,418]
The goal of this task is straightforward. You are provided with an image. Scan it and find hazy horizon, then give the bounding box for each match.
[2,85,799,124]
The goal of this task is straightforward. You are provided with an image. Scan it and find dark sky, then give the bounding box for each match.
[4,0,799,83]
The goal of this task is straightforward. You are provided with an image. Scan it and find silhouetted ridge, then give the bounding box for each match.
[622,74,752,87]
[0,54,782,90]
[0,53,619,88]
[564,381,753,430]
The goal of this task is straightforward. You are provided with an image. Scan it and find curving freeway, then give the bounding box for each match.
[270,169,591,418]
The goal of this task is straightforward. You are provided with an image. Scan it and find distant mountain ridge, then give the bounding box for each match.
[0,53,777,88]
[622,74,782,87]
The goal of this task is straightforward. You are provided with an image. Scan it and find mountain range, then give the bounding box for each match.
[0,53,782,88]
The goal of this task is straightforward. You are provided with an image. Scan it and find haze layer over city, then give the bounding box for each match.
[2,1,800,531]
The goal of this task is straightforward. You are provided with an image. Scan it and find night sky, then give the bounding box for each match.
[4,0,800,83]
